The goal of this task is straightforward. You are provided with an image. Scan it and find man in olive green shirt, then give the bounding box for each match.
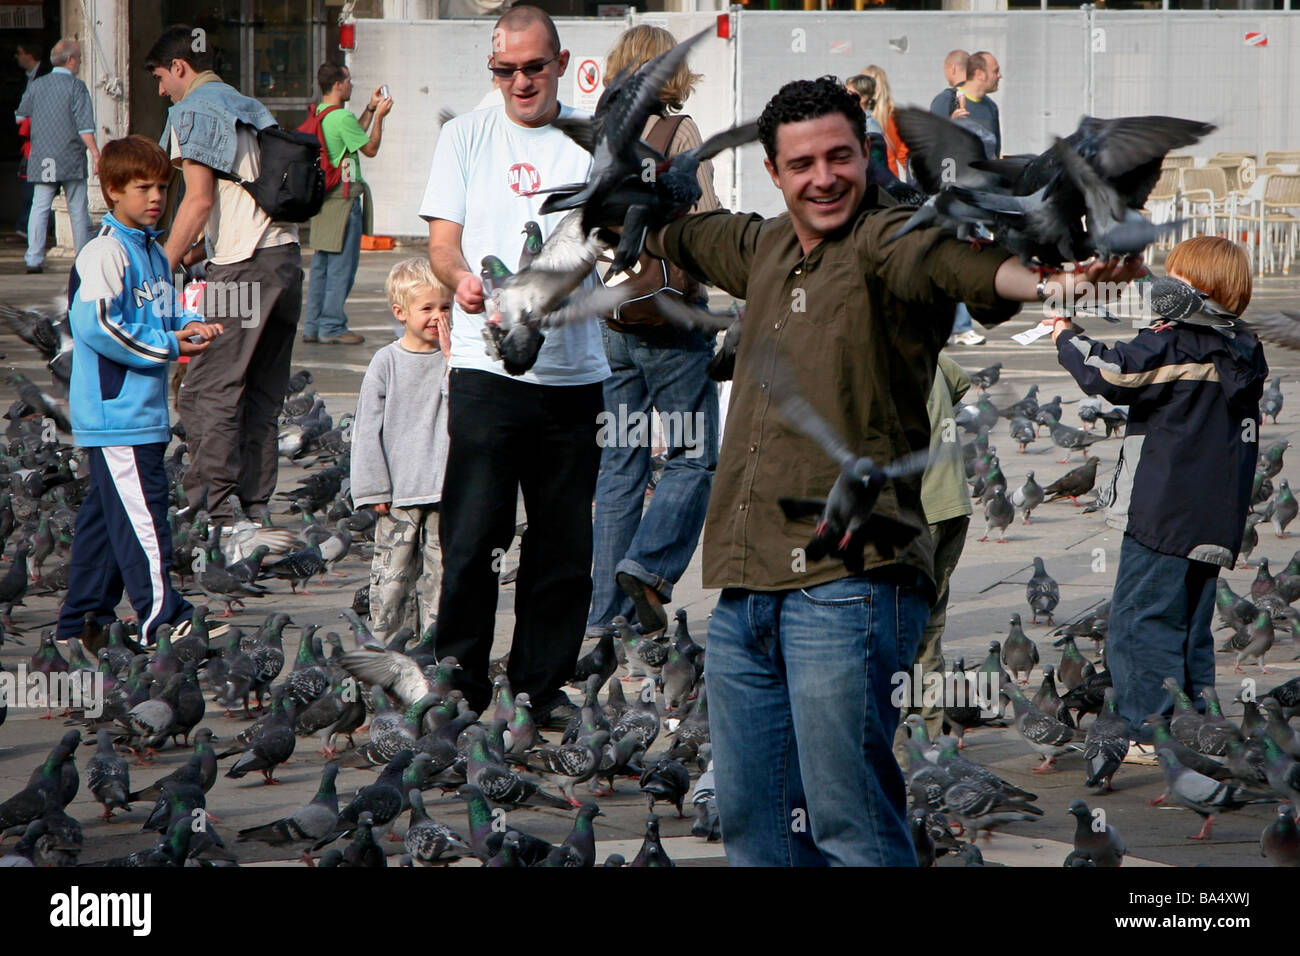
[894,352,973,758]
[303,61,392,345]
[649,76,1143,867]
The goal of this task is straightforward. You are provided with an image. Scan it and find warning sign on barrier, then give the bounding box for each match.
[574,56,603,110]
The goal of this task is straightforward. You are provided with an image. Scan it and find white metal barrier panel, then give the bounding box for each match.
[349,10,1298,236]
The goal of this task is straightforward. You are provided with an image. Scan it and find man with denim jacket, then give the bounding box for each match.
[145,25,303,532]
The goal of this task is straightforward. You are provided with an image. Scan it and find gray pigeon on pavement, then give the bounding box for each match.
[1083,688,1130,791]
[237,762,340,861]
[1260,803,1300,866]
[1026,557,1060,626]
[1067,798,1127,866]
[1154,749,1275,840]
[980,486,1014,543]
[1012,471,1044,523]
[1005,680,1076,772]
[1000,613,1039,684]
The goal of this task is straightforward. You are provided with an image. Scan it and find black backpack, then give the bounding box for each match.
[222,124,326,222]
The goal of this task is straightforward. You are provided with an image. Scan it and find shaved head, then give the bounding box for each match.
[494,5,561,56]
[943,48,967,86]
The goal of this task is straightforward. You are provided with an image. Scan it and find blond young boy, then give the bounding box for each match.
[351,258,452,640]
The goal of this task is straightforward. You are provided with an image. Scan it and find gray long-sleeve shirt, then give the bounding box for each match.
[351,342,450,508]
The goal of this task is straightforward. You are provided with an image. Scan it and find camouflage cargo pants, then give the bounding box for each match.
[369,504,441,642]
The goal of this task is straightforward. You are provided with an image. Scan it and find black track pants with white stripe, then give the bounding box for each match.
[57,443,192,645]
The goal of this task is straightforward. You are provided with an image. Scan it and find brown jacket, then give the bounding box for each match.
[660,189,1020,593]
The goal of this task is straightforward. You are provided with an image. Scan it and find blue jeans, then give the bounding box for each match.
[952,302,973,334]
[26,180,93,268]
[708,570,929,866]
[588,323,718,629]
[1108,533,1218,738]
[304,197,363,338]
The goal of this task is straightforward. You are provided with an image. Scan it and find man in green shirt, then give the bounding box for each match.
[646,76,1143,866]
[303,61,392,345]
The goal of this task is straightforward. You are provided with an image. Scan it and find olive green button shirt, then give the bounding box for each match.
[660,188,1020,593]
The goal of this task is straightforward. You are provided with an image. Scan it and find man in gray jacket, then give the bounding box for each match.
[146,25,302,532]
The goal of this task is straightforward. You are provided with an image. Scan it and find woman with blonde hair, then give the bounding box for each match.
[588,24,721,641]
[859,64,908,178]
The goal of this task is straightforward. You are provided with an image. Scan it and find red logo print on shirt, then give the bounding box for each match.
[507,163,542,196]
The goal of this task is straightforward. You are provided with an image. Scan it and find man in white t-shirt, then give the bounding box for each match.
[146,25,303,532]
[422,6,608,724]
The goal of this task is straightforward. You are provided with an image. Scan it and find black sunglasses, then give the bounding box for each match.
[488,53,558,80]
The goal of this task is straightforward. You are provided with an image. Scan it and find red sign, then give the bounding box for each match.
[1245,31,1268,46]
[507,162,541,196]
[577,59,600,94]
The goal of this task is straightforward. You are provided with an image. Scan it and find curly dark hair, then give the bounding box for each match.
[758,76,866,163]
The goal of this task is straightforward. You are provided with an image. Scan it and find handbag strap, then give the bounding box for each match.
[644,113,688,158]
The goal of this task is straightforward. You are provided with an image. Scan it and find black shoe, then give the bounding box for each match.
[26,265,42,274]
[617,572,668,634]
[531,691,580,729]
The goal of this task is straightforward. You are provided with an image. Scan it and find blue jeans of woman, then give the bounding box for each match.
[588,322,718,629]
[707,569,930,866]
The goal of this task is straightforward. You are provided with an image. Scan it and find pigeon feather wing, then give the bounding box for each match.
[338,650,431,707]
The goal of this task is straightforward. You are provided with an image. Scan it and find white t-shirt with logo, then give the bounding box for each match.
[419,103,609,386]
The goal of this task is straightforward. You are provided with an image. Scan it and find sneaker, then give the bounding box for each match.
[301,333,318,344]
[246,504,273,527]
[531,691,580,729]
[950,330,986,346]
[319,331,365,345]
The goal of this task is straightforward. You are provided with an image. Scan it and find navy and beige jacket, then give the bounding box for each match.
[1056,322,1268,566]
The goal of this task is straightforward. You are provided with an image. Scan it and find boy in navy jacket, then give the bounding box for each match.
[56,135,224,646]
[1049,237,1267,735]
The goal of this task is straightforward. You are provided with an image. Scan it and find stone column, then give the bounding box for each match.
[54,0,129,259]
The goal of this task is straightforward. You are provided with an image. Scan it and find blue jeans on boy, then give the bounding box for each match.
[26,180,92,268]
[1107,532,1218,738]
[707,569,930,866]
[304,197,362,338]
[588,323,718,629]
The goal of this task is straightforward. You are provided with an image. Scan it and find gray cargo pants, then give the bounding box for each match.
[180,243,302,521]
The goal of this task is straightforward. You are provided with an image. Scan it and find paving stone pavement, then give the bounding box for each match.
[3,238,1300,868]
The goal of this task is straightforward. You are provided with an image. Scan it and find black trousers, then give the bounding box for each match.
[436,368,604,711]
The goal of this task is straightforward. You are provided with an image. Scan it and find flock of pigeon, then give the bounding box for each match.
[7,28,1300,869]
[0,291,717,865]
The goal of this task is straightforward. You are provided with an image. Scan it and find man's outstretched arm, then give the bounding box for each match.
[428,217,483,314]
